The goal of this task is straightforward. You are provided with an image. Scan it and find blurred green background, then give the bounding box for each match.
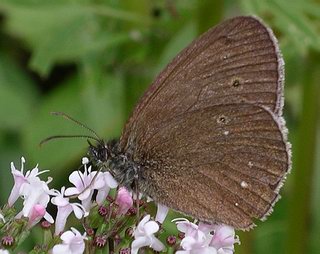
[0,0,319,253]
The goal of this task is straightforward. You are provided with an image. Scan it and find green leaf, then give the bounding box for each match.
[0,2,147,76]
[154,22,197,75]
[240,0,320,54]
[0,51,38,130]
[22,70,125,180]
[270,0,320,51]
[22,75,86,174]
[80,71,126,140]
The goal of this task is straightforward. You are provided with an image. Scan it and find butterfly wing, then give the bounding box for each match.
[120,16,285,151]
[136,103,290,229]
[119,16,290,229]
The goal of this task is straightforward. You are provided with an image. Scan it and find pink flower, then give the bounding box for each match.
[210,225,240,254]
[8,157,54,225]
[51,187,88,235]
[175,219,239,254]
[16,171,54,224]
[115,187,133,215]
[52,227,87,254]
[175,219,216,254]
[131,215,165,254]
[9,167,54,226]
[8,157,49,206]
[28,204,46,227]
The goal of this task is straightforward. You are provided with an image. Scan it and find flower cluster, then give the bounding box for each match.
[8,157,54,226]
[0,157,240,253]
[175,219,240,254]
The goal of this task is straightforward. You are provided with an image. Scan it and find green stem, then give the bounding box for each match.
[285,52,320,254]
[167,246,175,254]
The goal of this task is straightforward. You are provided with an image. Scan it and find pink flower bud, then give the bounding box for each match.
[115,187,133,215]
[28,204,46,226]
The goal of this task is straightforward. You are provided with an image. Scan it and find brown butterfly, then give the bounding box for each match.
[87,16,291,230]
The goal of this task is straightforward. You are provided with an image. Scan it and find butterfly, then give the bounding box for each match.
[87,16,291,230]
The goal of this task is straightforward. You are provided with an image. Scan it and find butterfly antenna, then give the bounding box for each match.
[51,112,102,141]
[40,135,100,147]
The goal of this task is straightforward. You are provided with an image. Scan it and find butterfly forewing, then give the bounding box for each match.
[119,16,290,230]
[120,16,284,150]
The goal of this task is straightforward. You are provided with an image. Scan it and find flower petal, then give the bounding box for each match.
[155,203,169,224]
[64,187,80,196]
[144,221,159,235]
[44,212,54,223]
[131,236,151,254]
[210,225,239,250]
[95,188,109,205]
[136,215,150,232]
[78,189,92,201]
[193,247,217,254]
[68,171,83,188]
[176,220,198,235]
[52,244,72,254]
[72,204,87,219]
[181,236,198,250]
[60,230,76,243]
[104,172,118,188]
[150,236,165,252]
[198,222,216,234]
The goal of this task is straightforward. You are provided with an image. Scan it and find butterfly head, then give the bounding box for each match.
[87,140,110,166]
[87,139,138,190]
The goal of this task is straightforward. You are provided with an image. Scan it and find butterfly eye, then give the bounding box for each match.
[87,143,105,163]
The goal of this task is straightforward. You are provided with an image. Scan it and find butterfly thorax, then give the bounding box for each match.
[88,139,139,190]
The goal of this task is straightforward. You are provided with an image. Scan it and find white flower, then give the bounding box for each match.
[17,175,54,224]
[65,161,104,210]
[51,187,88,235]
[52,227,87,254]
[8,157,49,206]
[8,157,53,225]
[210,225,240,254]
[131,214,165,254]
[95,172,118,205]
[176,219,216,254]
[0,249,10,254]
[175,220,239,254]
[155,203,169,224]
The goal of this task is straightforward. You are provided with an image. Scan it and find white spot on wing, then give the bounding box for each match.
[240,181,248,188]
